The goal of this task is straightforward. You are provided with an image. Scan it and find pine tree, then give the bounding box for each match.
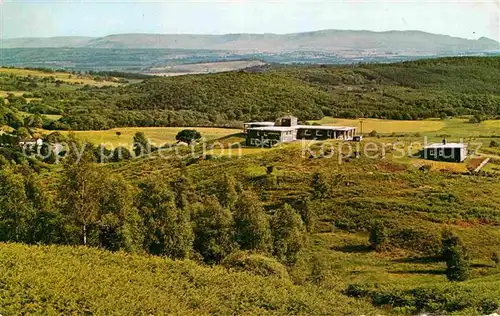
[233,191,272,252]
[442,231,470,281]
[297,198,316,233]
[311,172,330,199]
[271,204,306,265]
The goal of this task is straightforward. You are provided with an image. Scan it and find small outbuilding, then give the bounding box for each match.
[423,140,468,162]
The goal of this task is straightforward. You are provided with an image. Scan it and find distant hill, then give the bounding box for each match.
[0,36,93,48]
[1,30,498,53]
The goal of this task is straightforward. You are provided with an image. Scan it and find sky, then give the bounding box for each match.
[1,0,499,41]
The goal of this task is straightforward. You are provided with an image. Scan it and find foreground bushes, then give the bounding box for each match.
[0,243,379,315]
[222,251,289,279]
[344,283,499,315]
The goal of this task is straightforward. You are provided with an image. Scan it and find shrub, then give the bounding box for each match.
[441,231,470,282]
[221,251,289,278]
[468,114,483,124]
[445,245,470,282]
[491,252,499,266]
[344,283,499,315]
[389,228,441,256]
[311,172,330,199]
[368,130,378,137]
[369,221,388,252]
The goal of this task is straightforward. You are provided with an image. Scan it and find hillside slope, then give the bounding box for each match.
[0,243,379,315]
[2,30,498,53]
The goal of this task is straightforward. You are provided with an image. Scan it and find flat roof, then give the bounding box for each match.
[247,126,296,132]
[296,125,356,131]
[244,122,275,126]
[424,143,467,149]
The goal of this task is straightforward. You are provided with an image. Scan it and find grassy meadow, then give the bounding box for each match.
[57,127,240,148]
[313,117,500,139]
[0,67,122,87]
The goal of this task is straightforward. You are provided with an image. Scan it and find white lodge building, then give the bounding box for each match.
[245,116,357,147]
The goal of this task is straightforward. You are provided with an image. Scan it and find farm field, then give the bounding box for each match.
[313,117,446,134]
[57,127,240,148]
[313,117,500,139]
[0,67,123,87]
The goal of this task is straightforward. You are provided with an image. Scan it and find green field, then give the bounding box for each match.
[313,117,500,139]
[57,127,240,148]
[313,117,446,134]
[0,67,122,87]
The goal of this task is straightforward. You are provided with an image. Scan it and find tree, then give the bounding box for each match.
[233,190,272,252]
[98,175,143,252]
[468,114,483,124]
[297,198,317,233]
[175,129,201,144]
[270,204,306,265]
[15,127,31,140]
[58,148,101,246]
[369,221,387,252]
[170,174,194,211]
[442,231,470,282]
[137,178,193,259]
[216,173,238,210]
[24,114,44,129]
[311,172,330,199]
[112,146,132,162]
[445,245,470,281]
[309,255,326,285]
[0,165,34,242]
[133,132,151,157]
[192,196,236,264]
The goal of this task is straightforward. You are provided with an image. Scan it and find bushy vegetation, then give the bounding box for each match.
[344,282,499,315]
[0,243,381,315]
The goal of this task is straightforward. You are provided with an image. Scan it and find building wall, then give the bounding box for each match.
[424,147,467,162]
[296,128,355,140]
[246,130,294,147]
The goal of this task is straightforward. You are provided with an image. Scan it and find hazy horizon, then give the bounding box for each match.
[1,0,499,41]
[2,28,499,42]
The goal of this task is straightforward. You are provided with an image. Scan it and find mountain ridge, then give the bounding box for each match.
[1,29,498,53]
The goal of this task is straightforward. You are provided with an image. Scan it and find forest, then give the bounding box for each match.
[1,56,500,131]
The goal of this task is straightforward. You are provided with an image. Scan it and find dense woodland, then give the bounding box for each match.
[1,57,500,130]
